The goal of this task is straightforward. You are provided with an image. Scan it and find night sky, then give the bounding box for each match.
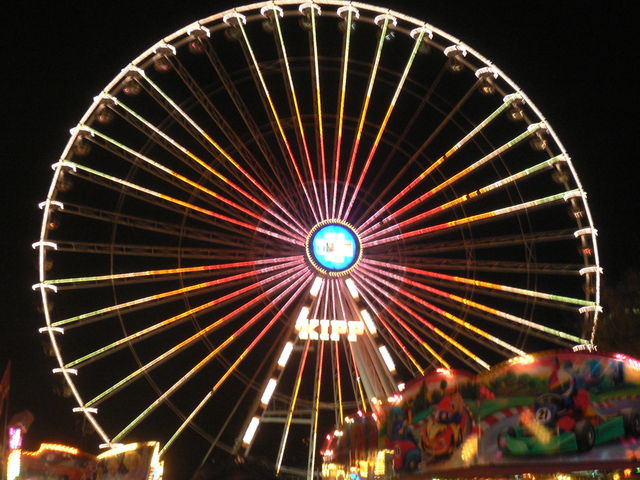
[2,0,638,474]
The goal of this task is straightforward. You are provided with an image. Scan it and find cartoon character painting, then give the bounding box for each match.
[386,406,421,472]
[421,392,472,459]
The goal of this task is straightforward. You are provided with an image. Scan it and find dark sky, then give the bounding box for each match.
[2,0,638,470]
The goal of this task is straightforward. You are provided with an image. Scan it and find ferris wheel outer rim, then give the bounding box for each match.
[34,0,602,458]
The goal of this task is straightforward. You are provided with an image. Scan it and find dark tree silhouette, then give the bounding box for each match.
[595,269,640,356]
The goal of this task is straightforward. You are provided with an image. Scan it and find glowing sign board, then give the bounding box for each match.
[296,319,364,341]
[310,224,358,272]
[8,427,22,450]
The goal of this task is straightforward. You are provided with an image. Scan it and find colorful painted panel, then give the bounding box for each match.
[321,350,640,478]
[96,442,162,480]
[476,351,640,469]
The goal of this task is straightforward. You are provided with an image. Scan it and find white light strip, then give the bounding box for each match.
[296,306,310,327]
[52,367,77,375]
[38,200,64,210]
[347,321,364,342]
[7,450,20,480]
[360,309,376,334]
[345,278,359,299]
[97,443,139,459]
[32,283,58,293]
[72,406,98,414]
[31,241,58,250]
[277,342,294,367]
[378,345,396,373]
[242,416,260,445]
[38,326,64,335]
[310,276,323,297]
[260,378,278,405]
[98,443,124,450]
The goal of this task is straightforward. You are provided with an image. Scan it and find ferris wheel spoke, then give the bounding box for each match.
[335,279,402,398]
[357,82,483,231]
[332,340,344,424]
[349,339,371,411]
[158,272,313,456]
[381,255,586,278]
[409,78,482,165]
[354,283,430,375]
[68,166,258,241]
[358,94,520,233]
[356,286,426,375]
[49,223,297,264]
[92,98,256,211]
[192,333,282,470]
[269,7,324,218]
[364,123,546,237]
[402,309,481,372]
[318,278,330,326]
[307,339,324,476]
[97,103,269,209]
[337,15,390,220]
[360,261,587,345]
[358,65,447,224]
[195,31,299,215]
[132,67,308,232]
[241,279,325,458]
[275,338,312,474]
[232,15,320,224]
[111,269,312,442]
[83,264,308,407]
[356,271,483,371]
[354,270,490,370]
[329,280,344,423]
[54,258,303,332]
[156,48,288,200]
[364,188,581,248]
[306,4,330,218]
[332,6,356,218]
[377,316,426,376]
[342,24,426,221]
[53,202,260,249]
[44,256,301,290]
[57,268,299,362]
[363,258,594,310]
[78,124,302,241]
[95,98,305,238]
[381,229,576,257]
[58,160,301,245]
[357,277,458,370]
[334,286,365,411]
[49,240,282,263]
[334,284,368,409]
[358,268,514,362]
[365,154,567,242]
[78,125,241,213]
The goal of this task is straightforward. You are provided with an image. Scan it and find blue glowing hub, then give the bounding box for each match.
[307,222,361,274]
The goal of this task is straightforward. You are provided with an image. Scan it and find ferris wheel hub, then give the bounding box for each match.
[305,220,362,276]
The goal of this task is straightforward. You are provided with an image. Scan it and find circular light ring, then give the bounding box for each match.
[305,220,362,277]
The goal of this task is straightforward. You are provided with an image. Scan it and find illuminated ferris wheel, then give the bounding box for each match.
[34,1,602,476]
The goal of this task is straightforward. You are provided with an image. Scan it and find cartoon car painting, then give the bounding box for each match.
[390,438,421,471]
[498,391,640,456]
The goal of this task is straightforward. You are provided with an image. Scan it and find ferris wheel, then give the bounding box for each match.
[34,1,602,476]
